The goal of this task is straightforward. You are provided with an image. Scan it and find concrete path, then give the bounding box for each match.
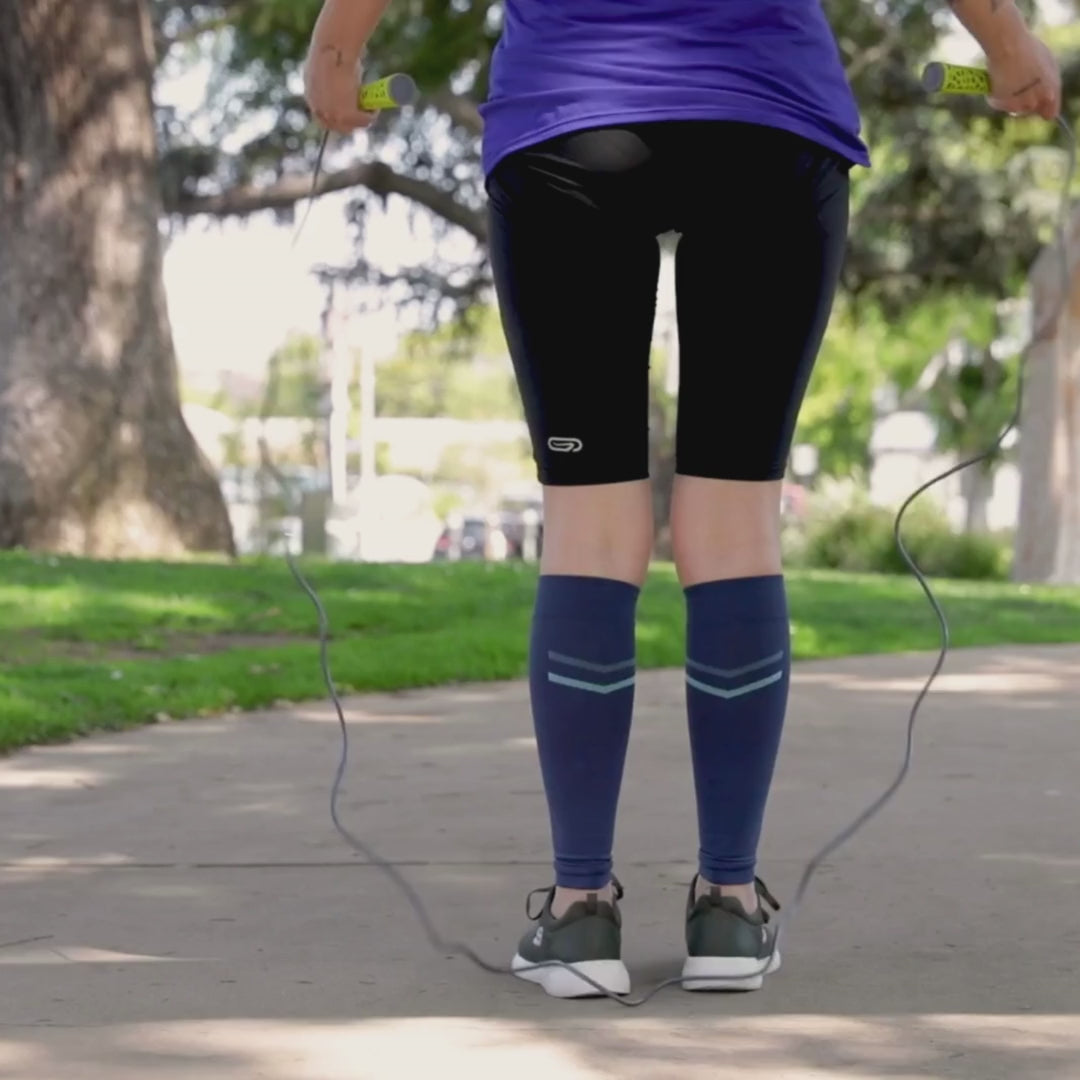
[1,645,1078,1079]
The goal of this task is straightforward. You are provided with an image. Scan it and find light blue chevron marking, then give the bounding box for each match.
[685,670,783,700]
[686,651,785,679]
[548,650,636,674]
[548,672,636,695]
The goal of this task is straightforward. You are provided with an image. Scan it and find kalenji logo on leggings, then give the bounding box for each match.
[548,437,583,453]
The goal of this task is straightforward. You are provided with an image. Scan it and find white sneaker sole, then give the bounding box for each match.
[511,953,631,999]
[681,949,782,992]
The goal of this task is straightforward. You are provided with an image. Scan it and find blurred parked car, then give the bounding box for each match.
[433,513,509,561]
[497,496,543,560]
[781,482,807,521]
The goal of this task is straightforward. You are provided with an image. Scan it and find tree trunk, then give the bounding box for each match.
[1013,205,1080,582]
[961,462,992,534]
[0,0,234,556]
[649,391,676,561]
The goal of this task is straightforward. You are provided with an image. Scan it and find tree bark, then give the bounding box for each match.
[648,390,676,561]
[1013,204,1080,582]
[0,0,234,556]
[960,463,992,534]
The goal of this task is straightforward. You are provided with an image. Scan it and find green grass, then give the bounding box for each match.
[2,550,1080,754]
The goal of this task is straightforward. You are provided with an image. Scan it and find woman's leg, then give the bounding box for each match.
[533,480,652,917]
[486,128,663,927]
[671,478,788,916]
[670,125,851,920]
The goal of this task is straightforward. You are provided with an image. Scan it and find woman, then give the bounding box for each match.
[305,0,1060,999]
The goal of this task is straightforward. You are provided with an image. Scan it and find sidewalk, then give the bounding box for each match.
[2,645,1078,1079]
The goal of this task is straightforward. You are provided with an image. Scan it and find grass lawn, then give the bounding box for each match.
[2,550,1080,753]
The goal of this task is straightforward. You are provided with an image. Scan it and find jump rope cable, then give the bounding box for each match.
[279,106,1075,1005]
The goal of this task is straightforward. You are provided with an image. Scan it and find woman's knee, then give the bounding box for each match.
[540,480,653,586]
[670,476,783,587]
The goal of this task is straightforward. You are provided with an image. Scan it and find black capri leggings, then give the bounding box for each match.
[485,120,851,486]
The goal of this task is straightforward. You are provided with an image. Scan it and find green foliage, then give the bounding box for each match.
[158,0,1080,303]
[261,333,325,418]
[441,363,521,420]
[796,496,1010,580]
[799,292,998,475]
[923,344,1018,462]
[178,380,221,409]
[431,442,488,489]
[375,305,521,419]
[346,443,393,474]
[431,487,466,520]
[221,430,245,467]
[430,437,532,501]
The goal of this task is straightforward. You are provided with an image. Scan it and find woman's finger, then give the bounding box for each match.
[1015,91,1041,116]
[988,94,1030,116]
[336,110,374,132]
[1039,78,1062,119]
[325,109,374,134]
[1038,94,1060,120]
[1023,87,1057,120]
[991,86,1047,118]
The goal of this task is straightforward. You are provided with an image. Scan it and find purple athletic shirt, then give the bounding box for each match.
[478,0,871,175]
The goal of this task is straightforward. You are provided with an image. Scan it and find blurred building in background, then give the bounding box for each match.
[868,411,1020,532]
[181,402,539,560]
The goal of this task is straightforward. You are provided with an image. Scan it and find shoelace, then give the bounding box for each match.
[526,875,627,921]
[692,875,781,919]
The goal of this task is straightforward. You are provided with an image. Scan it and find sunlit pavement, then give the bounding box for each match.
[2,645,1078,1079]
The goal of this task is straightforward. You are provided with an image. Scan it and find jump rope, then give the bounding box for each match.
[281,62,1076,1004]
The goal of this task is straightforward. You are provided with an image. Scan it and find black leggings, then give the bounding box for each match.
[485,120,851,485]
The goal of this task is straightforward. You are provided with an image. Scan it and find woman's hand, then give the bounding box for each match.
[985,29,1062,120]
[303,0,392,133]
[304,43,377,134]
[947,1,1061,120]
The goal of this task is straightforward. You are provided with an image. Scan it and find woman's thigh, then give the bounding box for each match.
[671,123,851,482]
[485,126,667,488]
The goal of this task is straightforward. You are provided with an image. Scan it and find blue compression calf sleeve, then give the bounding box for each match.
[684,575,791,884]
[529,574,639,889]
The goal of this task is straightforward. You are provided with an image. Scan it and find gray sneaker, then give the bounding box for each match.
[682,875,782,991]
[511,878,631,998]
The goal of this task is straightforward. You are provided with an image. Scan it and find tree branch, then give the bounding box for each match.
[424,89,484,137]
[844,22,904,84]
[166,159,488,242]
[367,262,491,303]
